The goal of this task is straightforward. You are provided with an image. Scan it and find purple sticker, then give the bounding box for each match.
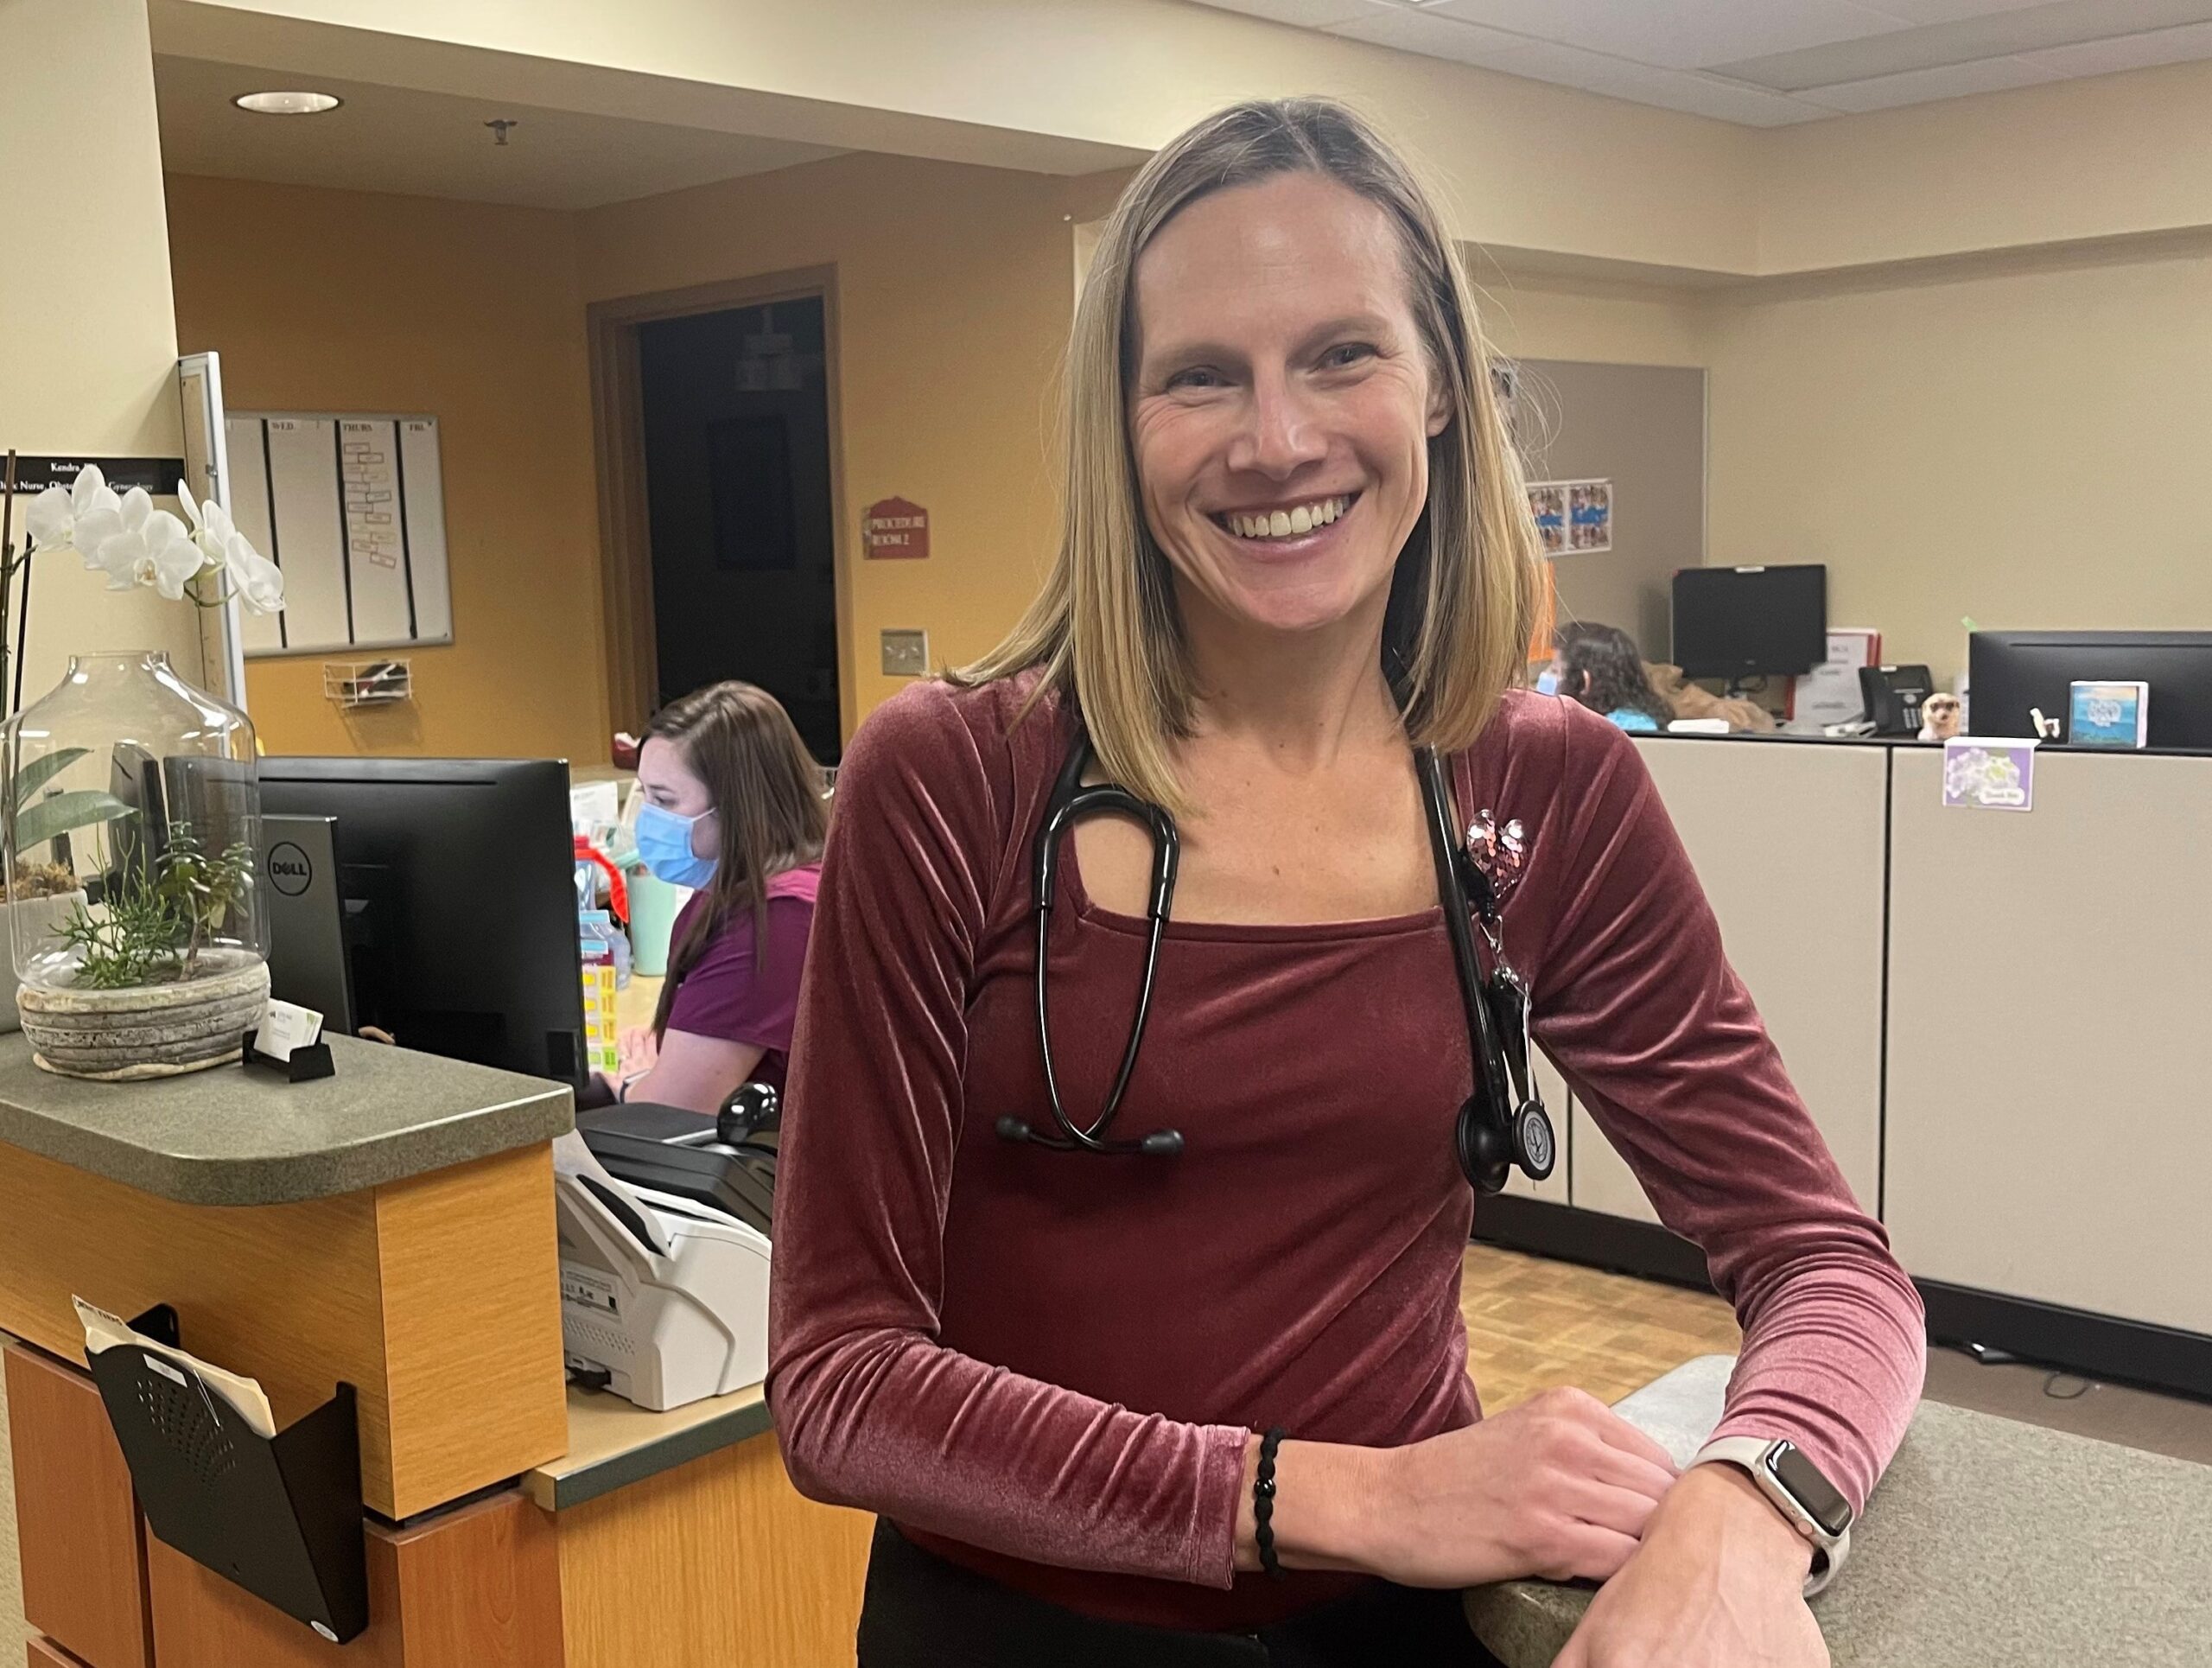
[1942,739,2037,812]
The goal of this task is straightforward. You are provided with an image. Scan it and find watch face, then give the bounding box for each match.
[1770,1442,1853,1537]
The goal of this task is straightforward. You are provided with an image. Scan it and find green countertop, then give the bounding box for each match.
[1466,1366,2212,1667]
[0,1031,572,1205]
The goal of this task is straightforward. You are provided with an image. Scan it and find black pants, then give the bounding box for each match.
[855,1522,1503,1668]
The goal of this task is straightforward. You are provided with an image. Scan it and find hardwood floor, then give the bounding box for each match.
[1459,1243,1741,1413]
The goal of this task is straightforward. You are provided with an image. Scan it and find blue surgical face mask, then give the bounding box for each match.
[635,801,718,889]
[1535,670,1561,697]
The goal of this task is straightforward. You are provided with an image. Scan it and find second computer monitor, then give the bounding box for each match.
[1670,564,1827,684]
[258,757,585,1083]
[1968,631,2212,749]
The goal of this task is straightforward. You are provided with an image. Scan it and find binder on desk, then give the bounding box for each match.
[81,1304,369,1643]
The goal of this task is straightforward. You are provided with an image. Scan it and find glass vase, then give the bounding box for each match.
[2,651,268,1077]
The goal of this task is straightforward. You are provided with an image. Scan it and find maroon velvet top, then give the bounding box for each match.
[664,864,819,1096]
[768,674,1924,1631]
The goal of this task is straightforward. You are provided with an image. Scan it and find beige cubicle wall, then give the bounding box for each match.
[1884,748,2212,1337]
[1568,738,1889,1227]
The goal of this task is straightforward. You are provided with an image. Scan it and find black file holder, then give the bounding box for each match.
[86,1305,369,1643]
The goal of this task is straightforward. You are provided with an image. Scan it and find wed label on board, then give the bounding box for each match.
[864,497,930,560]
[1942,737,2038,812]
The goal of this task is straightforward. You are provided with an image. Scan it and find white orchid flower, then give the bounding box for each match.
[176,479,238,563]
[22,464,122,557]
[71,485,145,583]
[223,532,285,614]
[85,491,201,600]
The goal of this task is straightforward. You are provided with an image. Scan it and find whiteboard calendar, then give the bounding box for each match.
[223,412,454,657]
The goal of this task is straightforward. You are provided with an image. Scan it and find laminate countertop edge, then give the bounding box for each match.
[0,1033,575,1205]
[526,1383,777,1512]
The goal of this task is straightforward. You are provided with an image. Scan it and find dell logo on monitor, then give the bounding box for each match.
[266,842,314,897]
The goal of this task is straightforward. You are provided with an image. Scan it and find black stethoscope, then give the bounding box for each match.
[994,729,1556,1194]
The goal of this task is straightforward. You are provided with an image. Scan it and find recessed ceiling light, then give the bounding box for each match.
[233,91,342,116]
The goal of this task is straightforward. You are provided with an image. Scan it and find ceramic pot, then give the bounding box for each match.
[17,950,269,1079]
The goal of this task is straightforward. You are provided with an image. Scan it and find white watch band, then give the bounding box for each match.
[1689,1437,1851,1598]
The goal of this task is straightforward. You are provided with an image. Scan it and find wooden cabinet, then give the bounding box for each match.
[29,1639,92,1667]
[557,1435,871,1668]
[147,1491,563,1668]
[3,1342,151,1668]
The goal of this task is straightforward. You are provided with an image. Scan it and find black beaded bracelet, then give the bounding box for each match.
[1254,1426,1287,1582]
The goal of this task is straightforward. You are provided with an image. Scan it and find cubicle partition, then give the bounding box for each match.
[1475,733,2212,1400]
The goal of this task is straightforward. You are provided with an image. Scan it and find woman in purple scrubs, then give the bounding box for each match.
[602,681,829,1115]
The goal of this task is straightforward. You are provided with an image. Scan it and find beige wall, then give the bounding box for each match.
[1705,241,2212,684]
[166,174,611,760]
[156,160,2212,742]
[3,0,204,706]
[581,151,1090,721]
[0,1,206,1653]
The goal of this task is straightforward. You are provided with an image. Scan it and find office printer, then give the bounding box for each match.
[555,1148,771,1413]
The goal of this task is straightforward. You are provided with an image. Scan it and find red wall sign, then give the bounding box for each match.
[864,497,930,560]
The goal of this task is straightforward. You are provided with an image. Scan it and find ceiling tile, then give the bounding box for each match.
[1187,0,1394,29]
[2017,16,2212,73]
[1473,36,1840,123]
[1719,0,2212,89]
[1325,9,1530,67]
[1425,0,1910,71]
[1866,1,2061,20]
[1796,51,2066,109]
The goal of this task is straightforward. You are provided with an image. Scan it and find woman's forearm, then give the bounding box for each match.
[1232,1435,1395,1576]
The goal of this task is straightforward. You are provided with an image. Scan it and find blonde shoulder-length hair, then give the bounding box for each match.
[952,97,1541,814]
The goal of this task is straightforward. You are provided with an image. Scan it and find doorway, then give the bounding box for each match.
[631,296,840,759]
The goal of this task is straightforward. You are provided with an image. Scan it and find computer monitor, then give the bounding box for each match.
[258,814,357,1035]
[1670,564,1827,683]
[1967,632,2212,749]
[257,758,586,1082]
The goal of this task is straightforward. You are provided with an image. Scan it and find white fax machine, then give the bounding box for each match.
[554,1164,771,1412]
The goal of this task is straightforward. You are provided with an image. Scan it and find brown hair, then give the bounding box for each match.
[951,97,1542,814]
[1558,625,1671,726]
[646,681,830,1038]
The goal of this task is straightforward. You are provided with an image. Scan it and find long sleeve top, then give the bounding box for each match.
[767,672,1925,1631]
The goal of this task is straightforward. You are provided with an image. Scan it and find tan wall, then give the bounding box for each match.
[580,151,1086,721]
[1705,242,2212,685]
[156,163,2212,742]
[166,174,610,761]
[3,0,204,707]
[0,2,207,1653]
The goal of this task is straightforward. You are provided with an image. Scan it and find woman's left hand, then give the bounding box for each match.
[1554,1463,1827,1668]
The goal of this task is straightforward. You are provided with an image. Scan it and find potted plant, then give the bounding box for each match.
[0,746,131,1030]
[1,456,286,1078]
[16,824,270,1079]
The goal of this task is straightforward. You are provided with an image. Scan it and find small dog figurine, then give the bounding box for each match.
[1918,692,1962,742]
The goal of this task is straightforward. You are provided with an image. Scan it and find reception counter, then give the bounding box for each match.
[0,1032,868,1668]
[1467,1360,2212,1666]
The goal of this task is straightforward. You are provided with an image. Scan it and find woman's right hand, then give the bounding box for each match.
[1373,1387,1678,1587]
[617,1025,659,1079]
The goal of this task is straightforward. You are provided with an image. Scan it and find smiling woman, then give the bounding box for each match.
[768,98,1923,1668]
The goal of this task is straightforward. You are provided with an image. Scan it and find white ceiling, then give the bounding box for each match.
[155,55,846,210]
[1193,0,2212,124]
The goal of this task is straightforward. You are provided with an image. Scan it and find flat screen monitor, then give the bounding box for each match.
[1967,632,2212,750]
[259,813,356,1035]
[257,758,585,1082]
[1670,564,1827,682]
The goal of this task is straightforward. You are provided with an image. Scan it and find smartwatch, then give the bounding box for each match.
[1688,1437,1854,1596]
